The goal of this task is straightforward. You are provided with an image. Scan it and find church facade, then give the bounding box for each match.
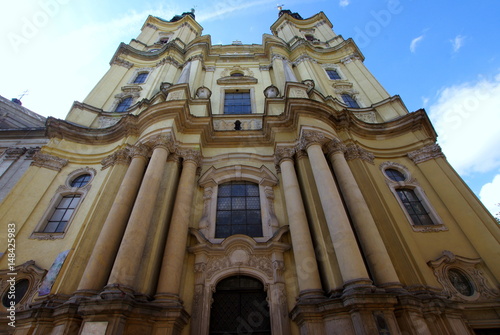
[1,9,499,335]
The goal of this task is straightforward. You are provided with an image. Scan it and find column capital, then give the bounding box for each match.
[4,147,27,160]
[149,134,175,152]
[130,143,151,159]
[408,143,445,164]
[299,130,328,150]
[345,144,375,164]
[324,139,347,157]
[274,146,296,167]
[101,145,132,170]
[178,148,202,167]
[31,152,68,171]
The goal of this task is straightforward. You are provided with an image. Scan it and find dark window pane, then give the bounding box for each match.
[232,225,247,235]
[115,97,133,112]
[224,92,251,114]
[232,197,246,210]
[42,195,80,233]
[385,169,405,182]
[246,184,259,196]
[327,69,341,80]
[216,211,231,225]
[397,188,434,226]
[134,72,148,84]
[217,198,231,210]
[231,184,246,196]
[215,225,231,238]
[246,197,260,209]
[218,184,231,197]
[71,174,91,187]
[247,210,261,224]
[232,211,247,225]
[341,94,359,108]
[247,224,263,237]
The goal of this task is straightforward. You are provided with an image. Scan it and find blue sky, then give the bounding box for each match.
[1,0,499,218]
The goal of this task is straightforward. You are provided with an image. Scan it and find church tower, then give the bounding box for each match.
[1,9,499,335]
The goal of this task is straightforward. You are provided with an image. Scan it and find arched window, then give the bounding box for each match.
[115,97,133,112]
[216,181,262,238]
[133,72,148,84]
[341,93,360,108]
[381,162,445,231]
[395,188,434,226]
[209,276,270,335]
[31,168,95,238]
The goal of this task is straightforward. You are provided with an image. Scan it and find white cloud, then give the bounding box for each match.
[410,35,424,53]
[428,74,500,175]
[339,0,350,7]
[479,174,500,218]
[451,34,466,53]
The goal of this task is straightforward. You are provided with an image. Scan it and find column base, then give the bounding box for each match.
[100,283,136,300]
[342,278,375,294]
[154,292,184,307]
[297,289,325,302]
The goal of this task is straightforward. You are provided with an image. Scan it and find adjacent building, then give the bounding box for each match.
[1,9,499,335]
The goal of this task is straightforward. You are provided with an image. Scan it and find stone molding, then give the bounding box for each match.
[408,144,445,164]
[31,152,68,171]
[340,54,362,64]
[156,56,182,68]
[428,250,499,302]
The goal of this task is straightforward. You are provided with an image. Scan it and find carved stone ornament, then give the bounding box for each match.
[428,250,499,302]
[408,144,445,164]
[299,129,328,150]
[4,147,27,160]
[98,116,120,128]
[264,85,280,98]
[274,146,296,167]
[101,146,132,170]
[340,54,362,64]
[130,143,151,159]
[156,57,181,69]
[25,147,41,160]
[324,139,347,156]
[345,144,375,164]
[112,57,134,69]
[177,148,202,166]
[353,111,377,123]
[148,134,174,152]
[160,82,173,96]
[31,152,68,171]
[220,65,254,78]
[0,260,47,312]
[195,86,212,99]
[301,79,315,92]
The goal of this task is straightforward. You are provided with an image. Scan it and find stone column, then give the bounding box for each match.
[77,144,149,293]
[275,147,323,299]
[300,130,370,289]
[326,140,401,288]
[105,135,172,294]
[155,149,201,303]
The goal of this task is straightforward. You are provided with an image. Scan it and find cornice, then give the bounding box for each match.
[45,86,437,150]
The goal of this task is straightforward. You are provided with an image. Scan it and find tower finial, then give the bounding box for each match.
[277,4,284,11]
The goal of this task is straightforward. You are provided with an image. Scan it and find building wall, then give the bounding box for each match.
[1,9,499,335]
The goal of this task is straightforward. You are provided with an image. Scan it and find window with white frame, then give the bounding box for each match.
[133,72,148,84]
[381,162,445,232]
[326,69,341,80]
[115,97,133,113]
[341,93,360,108]
[31,168,95,238]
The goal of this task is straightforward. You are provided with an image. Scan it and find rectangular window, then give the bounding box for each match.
[224,91,252,114]
[396,189,434,226]
[326,69,341,80]
[215,182,262,238]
